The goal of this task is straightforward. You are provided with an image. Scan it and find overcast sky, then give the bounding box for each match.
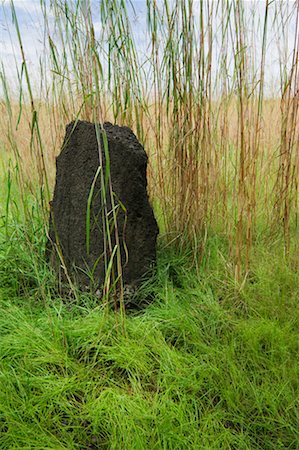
[1,0,298,98]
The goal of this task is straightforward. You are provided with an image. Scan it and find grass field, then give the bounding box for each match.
[1,224,298,448]
[1,171,298,448]
[1,0,299,448]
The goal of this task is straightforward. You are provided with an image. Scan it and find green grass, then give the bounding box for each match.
[0,183,298,449]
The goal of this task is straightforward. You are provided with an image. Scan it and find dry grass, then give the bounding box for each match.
[1,0,298,279]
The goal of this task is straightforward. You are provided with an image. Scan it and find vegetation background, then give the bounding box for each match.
[0,0,298,448]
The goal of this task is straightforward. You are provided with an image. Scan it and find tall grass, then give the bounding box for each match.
[1,0,298,281]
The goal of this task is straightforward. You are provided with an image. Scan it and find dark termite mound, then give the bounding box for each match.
[47,121,159,299]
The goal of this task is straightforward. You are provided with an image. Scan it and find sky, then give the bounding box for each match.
[0,0,298,98]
